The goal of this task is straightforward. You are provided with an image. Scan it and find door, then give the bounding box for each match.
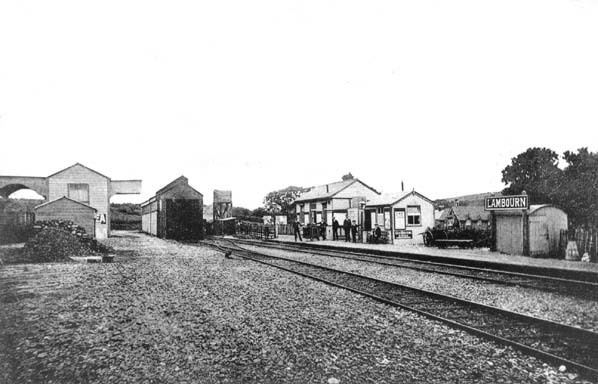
[496,216,523,255]
[165,199,203,240]
[529,216,550,257]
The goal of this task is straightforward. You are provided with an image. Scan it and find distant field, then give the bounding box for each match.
[110,203,141,230]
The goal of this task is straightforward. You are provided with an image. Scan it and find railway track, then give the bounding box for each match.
[232,238,598,300]
[202,238,598,380]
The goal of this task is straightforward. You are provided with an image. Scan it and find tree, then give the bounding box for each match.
[251,207,269,218]
[559,148,598,226]
[263,186,310,215]
[501,147,563,204]
[232,207,253,218]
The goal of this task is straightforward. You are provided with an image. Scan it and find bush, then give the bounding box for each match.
[34,220,88,237]
[23,227,113,263]
[430,226,492,248]
[0,223,34,245]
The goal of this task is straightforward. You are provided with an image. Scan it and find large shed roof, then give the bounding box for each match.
[48,163,111,180]
[155,175,203,197]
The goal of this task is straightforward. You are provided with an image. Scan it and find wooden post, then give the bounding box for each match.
[522,209,529,256]
[490,211,497,251]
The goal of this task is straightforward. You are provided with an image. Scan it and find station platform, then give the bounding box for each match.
[274,234,598,275]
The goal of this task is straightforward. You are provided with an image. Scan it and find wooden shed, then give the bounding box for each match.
[141,176,203,241]
[495,205,567,257]
[34,197,97,237]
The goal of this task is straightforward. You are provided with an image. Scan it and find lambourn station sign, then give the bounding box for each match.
[484,195,529,211]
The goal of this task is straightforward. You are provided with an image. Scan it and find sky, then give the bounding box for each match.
[1,0,597,208]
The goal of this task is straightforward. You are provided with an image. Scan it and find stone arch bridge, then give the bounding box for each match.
[0,176,48,200]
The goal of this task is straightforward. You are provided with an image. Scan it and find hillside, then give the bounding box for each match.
[110,203,141,230]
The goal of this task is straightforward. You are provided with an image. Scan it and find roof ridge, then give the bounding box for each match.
[47,163,111,180]
[34,196,97,211]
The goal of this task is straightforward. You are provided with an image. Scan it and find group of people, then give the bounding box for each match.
[292,217,359,243]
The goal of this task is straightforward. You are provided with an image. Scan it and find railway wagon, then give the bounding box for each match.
[141,176,204,241]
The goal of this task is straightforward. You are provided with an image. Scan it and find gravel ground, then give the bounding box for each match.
[0,231,593,383]
[242,244,598,333]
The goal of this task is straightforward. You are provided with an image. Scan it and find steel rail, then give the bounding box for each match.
[232,238,598,299]
[201,239,598,380]
[252,238,598,283]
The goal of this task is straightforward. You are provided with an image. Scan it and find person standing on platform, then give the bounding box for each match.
[343,217,351,242]
[293,220,302,242]
[332,218,339,240]
[351,220,358,243]
[373,224,382,243]
[320,221,327,240]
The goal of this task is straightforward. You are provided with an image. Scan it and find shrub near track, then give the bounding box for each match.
[21,228,113,263]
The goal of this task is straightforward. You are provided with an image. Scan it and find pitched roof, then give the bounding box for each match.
[154,175,203,197]
[435,192,501,208]
[156,176,187,195]
[438,205,490,222]
[34,196,97,212]
[366,190,433,207]
[294,178,378,203]
[47,163,111,180]
[494,204,563,216]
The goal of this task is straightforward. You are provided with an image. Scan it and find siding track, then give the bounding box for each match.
[201,238,598,380]
[232,238,598,300]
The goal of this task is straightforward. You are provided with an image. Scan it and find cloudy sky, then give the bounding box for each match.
[1,0,597,208]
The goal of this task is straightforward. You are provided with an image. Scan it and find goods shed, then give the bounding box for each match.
[495,205,567,258]
[364,190,434,244]
[34,197,96,236]
[141,176,203,241]
[0,163,141,238]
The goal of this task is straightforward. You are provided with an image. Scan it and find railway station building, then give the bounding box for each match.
[364,190,435,244]
[0,163,141,239]
[293,176,380,238]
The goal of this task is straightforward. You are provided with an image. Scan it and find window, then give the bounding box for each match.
[407,206,421,226]
[68,184,89,204]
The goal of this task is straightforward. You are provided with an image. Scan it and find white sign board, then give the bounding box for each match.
[394,210,405,230]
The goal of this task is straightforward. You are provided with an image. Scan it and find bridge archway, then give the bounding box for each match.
[0,177,48,200]
[5,187,47,201]
[0,184,46,200]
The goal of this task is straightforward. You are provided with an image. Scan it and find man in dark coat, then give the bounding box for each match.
[373,224,382,243]
[351,220,358,243]
[293,220,302,242]
[320,221,327,240]
[332,218,339,240]
[343,217,351,242]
